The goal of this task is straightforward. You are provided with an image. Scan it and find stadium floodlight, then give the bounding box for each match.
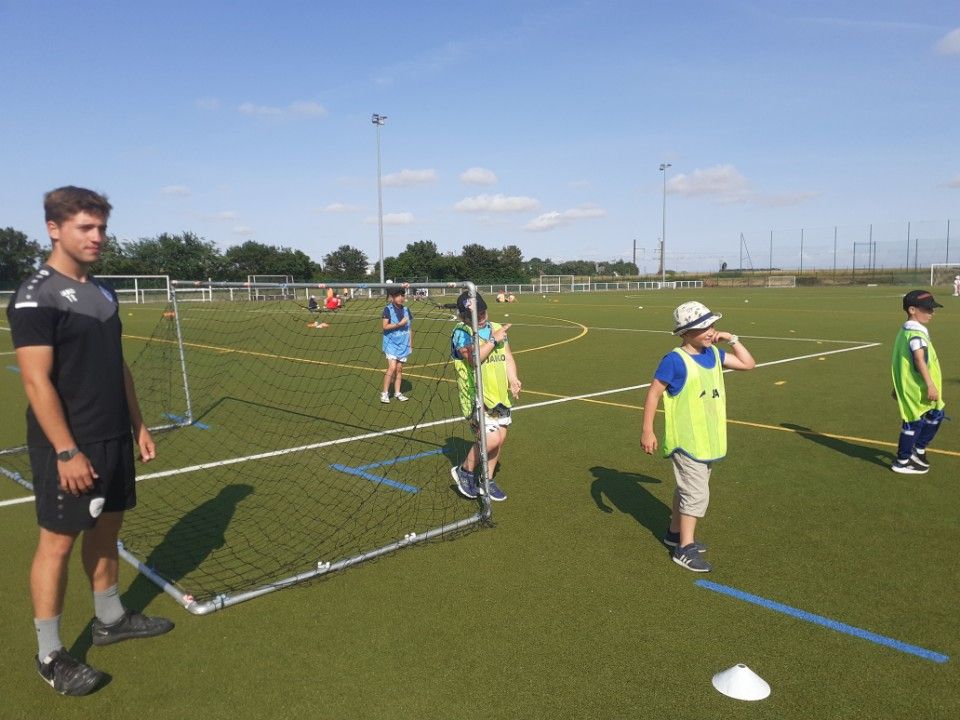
[659,163,671,286]
[372,113,388,284]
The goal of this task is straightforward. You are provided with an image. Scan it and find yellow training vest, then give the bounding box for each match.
[662,346,727,461]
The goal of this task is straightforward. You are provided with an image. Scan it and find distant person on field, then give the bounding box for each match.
[307,295,319,313]
[890,290,945,475]
[6,186,173,697]
[953,275,960,297]
[325,292,342,311]
[641,301,755,573]
[381,287,412,403]
[450,291,521,502]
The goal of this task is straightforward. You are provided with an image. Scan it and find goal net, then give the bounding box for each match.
[538,275,573,293]
[766,275,797,288]
[1,282,494,614]
[930,264,960,288]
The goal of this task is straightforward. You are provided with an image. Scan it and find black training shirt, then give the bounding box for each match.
[6,265,131,446]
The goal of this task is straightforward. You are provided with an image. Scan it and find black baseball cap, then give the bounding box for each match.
[456,291,487,315]
[902,289,943,311]
[386,286,406,297]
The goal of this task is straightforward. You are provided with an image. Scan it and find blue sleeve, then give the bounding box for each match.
[654,352,686,396]
[381,306,391,321]
[452,327,473,351]
[718,347,726,365]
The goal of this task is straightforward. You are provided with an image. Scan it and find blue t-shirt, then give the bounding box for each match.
[451,323,507,359]
[654,347,726,396]
[382,303,412,357]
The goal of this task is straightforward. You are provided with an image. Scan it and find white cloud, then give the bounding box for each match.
[948,176,960,188]
[321,203,362,213]
[233,226,253,236]
[382,169,437,187]
[366,212,416,225]
[238,100,327,118]
[460,167,498,185]
[667,164,817,207]
[935,28,960,55]
[455,194,540,213]
[524,205,606,232]
[195,97,220,111]
[160,185,190,197]
[207,211,237,222]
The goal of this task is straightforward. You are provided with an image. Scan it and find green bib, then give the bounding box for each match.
[453,321,511,417]
[663,347,727,461]
[891,326,944,422]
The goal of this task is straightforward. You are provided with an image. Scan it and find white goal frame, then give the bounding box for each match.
[930,263,960,287]
[538,275,574,293]
[766,275,797,288]
[95,274,171,303]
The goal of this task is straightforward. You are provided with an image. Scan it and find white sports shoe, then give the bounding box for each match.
[380,392,390,404]
[395,393,409,402]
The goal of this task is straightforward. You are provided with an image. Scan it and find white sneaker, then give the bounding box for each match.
[380,392,390,404]
[395,393,409,402]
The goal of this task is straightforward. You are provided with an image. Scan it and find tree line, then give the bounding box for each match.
[1,226,638,286]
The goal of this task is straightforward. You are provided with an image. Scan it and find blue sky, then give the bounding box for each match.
[1,1,957,272]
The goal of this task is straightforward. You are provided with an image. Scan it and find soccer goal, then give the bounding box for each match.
[766,275,797,288]
[96,275,171,303]
[538,275,574,293]
[0,282,495,614]
[247,274,294,300]
[930,263,960,287]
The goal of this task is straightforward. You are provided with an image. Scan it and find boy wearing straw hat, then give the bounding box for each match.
[641,301,755,572]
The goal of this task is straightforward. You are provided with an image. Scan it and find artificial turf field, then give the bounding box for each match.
[0,285,958,719]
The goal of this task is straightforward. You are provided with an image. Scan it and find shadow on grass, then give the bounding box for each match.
[65,483,255,661]
[589,466,669,546]
[780,423,894,468]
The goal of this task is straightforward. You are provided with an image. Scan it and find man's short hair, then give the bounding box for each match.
[44,186,112,225]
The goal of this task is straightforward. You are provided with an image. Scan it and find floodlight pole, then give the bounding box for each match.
[372,113,387,284]
[659,163,671,286]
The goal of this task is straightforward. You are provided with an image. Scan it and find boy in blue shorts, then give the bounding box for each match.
[381,287,412,403]
[641,301,755,572]
[890,290,945,474]
[450,291,521,501]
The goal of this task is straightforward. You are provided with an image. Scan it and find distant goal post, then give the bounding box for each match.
[766,275,796,288]
[930,263,960,287]
[95,275,171,303]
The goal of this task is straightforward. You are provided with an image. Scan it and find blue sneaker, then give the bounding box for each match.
[672,544,712,573]
[483,479,507,502]
[662,529,708,553]
[451,465,477,499]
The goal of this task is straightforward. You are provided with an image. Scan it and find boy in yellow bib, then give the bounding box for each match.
[641,301,755,572]
[890,290,945,474]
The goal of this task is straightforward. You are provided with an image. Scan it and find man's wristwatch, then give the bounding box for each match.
[728,335,740,345]
[57,447,80,462]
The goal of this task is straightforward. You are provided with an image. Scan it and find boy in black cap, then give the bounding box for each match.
[449,290,521,501]
[890,290,945,474]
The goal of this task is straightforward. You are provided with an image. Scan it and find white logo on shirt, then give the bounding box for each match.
[60,288,78,303]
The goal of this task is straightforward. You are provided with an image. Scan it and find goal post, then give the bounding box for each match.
[930,263,960,287]
[95,274,171,303]
[766,275,797,288]
[538,275,574,293]
[0,281,500,615]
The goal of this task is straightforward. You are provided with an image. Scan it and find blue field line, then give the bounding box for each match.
[163,413,210,430]
[696,579,949,664]
[6,365,20,373]
[354,448,444,471]
[329,464,419,493]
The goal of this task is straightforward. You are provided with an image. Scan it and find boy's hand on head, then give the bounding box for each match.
[493,323,510,342]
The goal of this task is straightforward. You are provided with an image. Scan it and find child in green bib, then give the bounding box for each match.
[641,301,755,572]
[890,290,945,474]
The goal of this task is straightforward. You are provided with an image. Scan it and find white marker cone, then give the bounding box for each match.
[711,663,771,701]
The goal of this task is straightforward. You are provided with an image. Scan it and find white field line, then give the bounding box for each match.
[511,323,875,345]
[0,341,880,509]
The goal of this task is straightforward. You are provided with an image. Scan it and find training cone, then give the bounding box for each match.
[711,664,770,701]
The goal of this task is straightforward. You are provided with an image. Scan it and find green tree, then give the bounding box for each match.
[93,235,145,276]
[322,245,369,281]
[0,227,44,283]
[223,241,315,280]
[124,232,225,279]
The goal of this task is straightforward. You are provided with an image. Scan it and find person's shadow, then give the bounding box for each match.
[780,423,894,469]
[68,484,254,663]
[589,466,669,546]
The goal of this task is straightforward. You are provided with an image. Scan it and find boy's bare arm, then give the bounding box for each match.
[641,379,667,454]
[716,332,756,370]
[504,345,521,398]
[912,347,940,401]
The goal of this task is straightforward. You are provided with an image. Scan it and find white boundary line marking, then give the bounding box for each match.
[0,341,881,509]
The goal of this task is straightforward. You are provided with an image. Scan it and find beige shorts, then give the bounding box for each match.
[671,451,712,518]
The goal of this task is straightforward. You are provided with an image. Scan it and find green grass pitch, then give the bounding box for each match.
[0,286,958,718]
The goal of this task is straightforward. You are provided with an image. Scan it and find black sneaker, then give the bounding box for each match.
[36,648,105,696]
[911,449,930,468]
[891,458,928,475]
[662,529,708,553]
[91,610,174,646]
[672,544,713,573]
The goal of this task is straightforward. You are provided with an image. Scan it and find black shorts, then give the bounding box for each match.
[29,435,137,532]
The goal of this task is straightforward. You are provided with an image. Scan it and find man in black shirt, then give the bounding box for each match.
[7,186,173,697]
